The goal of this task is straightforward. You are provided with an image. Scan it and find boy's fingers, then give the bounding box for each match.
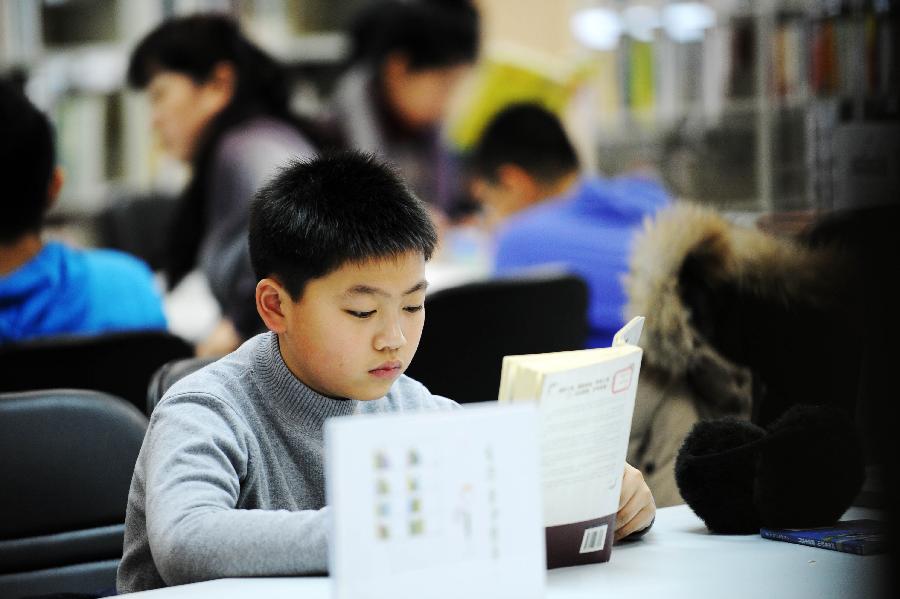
[618,464,642,509]
[618,480,636,511]
[615,463,656,542]
[614,504,655,542]
[615,485,650,531]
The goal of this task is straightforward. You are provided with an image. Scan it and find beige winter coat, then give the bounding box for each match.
[623,204,847,507]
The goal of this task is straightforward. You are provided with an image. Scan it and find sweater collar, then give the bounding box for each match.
[253,332,357,430]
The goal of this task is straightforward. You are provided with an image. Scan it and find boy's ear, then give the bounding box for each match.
[46,166,64,211]
[202,61,236,114]
[383,51,411,82]
[497,163,540,206]
[256,277,290,333]
[211,61,236,94]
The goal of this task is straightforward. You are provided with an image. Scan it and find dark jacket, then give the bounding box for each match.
[624,204,860,506]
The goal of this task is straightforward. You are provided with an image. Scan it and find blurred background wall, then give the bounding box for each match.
[1,0,897,234]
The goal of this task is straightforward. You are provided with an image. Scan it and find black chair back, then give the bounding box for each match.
[96,194,177,271]
[0,330,193,415]
[0,389,148,598]
[406,272,589,404]
[146,357,217,414]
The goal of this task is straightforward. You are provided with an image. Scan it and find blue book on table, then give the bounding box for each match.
[760,520,888,555]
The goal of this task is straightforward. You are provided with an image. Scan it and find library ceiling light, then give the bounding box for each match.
[570,7,622,51]
[623,5,660,43]
[661,2,716,43]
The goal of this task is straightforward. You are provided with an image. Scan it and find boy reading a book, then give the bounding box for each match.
[117,152,654,592]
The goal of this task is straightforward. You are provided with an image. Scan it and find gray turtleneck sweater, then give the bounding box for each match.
[116,332,457,593]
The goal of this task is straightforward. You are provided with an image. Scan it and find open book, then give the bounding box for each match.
[498,316,645,568]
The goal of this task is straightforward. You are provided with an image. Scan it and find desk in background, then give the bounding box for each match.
[163,256,491,344]
[120,504,888,599]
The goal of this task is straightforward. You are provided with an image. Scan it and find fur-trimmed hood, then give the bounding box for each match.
[624,204,851,414]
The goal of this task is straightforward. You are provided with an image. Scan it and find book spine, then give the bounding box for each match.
[545,513,615,569]
[761,529,816,547]
[761,529,865,555]
[828,540,862,555]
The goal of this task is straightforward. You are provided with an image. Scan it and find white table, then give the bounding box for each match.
[121,504,887,598]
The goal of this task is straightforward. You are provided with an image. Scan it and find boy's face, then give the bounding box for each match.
[278,251,428,401]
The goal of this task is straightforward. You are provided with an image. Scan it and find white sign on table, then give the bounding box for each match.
[325,402,546,599]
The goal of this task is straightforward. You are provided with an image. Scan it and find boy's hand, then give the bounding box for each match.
[614,463,656,542]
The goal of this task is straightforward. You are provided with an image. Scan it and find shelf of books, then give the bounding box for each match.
[3,0,896,217]
[559,0,898,212]
[804,0,899,210]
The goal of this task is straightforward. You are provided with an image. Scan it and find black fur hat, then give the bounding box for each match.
[675,405,865,534]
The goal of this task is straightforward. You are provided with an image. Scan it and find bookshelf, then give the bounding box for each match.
[575,0,898,212]
[3,1,896,217]
[804,0,900,210]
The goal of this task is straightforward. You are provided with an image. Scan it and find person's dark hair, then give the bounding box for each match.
[0,80,55,244]
[469,103,579,184]
[249,151,437,299]
[128,14,291,115]
[128,14,326,287]
[347,0,479,70]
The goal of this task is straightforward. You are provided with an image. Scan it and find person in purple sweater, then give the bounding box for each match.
[127,15,320,355]
[327,0,480,218]
[470,103,671,348]
[0,81,166,344]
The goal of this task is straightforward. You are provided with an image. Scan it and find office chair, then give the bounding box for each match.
[0,389,149,598]
[0,330,193,416]
[146,356,217,414]
[405,272,589,404]
[96,193,177,271]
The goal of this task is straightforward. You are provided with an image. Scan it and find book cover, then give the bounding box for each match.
[326,403,546,599]
[760,519,889,556]
[446,43,592,151]
[498,317,644,569]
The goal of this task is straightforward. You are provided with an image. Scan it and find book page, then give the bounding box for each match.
[326,403,545,599]
[498,346,637,402]
[538,350,641,527]
[612,316,645,347]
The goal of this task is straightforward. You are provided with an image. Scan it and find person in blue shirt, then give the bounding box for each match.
[469,103,670,348]
[0,81,167,344]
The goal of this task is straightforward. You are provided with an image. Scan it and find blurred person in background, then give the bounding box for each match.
[0,81,167,343]
[128,14,321,356]
[326,0,479,220]
[469,103,671,348]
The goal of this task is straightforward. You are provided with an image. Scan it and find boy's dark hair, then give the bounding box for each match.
[0,80,55,244]
[249,151,438,299]
[348,0,479,70]
[469,103,579,185]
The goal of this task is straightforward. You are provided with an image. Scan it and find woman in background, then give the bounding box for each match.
[328,0,479,218]
[128,15,320,356]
